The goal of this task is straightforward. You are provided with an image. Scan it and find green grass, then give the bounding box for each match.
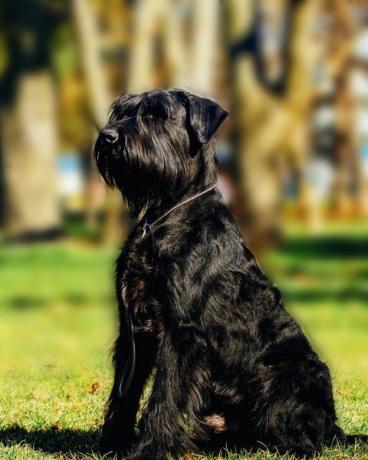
[0,225,367,459]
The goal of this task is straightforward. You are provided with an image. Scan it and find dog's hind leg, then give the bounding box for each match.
[250,357,337,458]
[101,331,157,455]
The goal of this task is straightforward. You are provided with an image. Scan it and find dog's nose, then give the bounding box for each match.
[101,128,119,144]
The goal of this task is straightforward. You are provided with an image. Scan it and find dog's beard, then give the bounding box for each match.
[94,113,192,218]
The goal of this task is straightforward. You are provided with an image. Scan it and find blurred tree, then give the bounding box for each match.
[72,0,136,245]
[191,0,220,94]
[0,0,66,240]
[224,0,358,242]
[293,0,355,226]
[328,1,358,218]
[127,0,188,91]
[72,0,111,129]
[71,0,126,246]
[225,0,289,247]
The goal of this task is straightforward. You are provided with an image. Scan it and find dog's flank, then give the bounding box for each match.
[94,89,366,459]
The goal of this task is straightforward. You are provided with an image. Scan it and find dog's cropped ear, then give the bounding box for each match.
[185,93,228,146]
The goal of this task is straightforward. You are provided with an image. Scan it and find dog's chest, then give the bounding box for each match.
[119,241,161,333]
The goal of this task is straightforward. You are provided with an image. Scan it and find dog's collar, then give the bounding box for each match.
[142,183,217,238]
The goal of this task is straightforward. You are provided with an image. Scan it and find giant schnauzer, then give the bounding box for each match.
[94,89,366,459]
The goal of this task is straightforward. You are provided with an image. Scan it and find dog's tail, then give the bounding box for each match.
[344,434,368,445]
[117,309,136,398]
[332,425,368,446]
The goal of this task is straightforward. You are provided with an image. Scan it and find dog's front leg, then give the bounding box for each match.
[102,329,157,455]
[125,333,195,460]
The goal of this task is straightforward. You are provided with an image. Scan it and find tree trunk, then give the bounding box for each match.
[72,0,128,245]
[190,0,220,94]
[2,72,60,238]
[224,0,283,249]
[71,0,111,128]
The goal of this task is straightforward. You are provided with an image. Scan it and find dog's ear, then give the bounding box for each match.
[185,93,228,146]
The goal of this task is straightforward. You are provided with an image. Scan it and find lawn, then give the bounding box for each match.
[0,225,367,459]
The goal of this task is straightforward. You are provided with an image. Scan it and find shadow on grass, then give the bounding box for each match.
[0,425,102,456]
[4,292,112,310]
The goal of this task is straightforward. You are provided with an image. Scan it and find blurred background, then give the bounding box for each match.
[0,1,367,457]
[1,0,368,245]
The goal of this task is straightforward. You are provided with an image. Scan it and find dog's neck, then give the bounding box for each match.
[141,182,218,237]
[140,179,217,226]
[140,144,218,224]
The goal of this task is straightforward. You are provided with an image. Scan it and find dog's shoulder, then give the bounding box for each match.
[150,196,258,276]
[151,197,232,255]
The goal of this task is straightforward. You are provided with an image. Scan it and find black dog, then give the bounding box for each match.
[94,89,365,459]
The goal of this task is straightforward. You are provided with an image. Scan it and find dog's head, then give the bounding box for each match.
[94,89,228,217]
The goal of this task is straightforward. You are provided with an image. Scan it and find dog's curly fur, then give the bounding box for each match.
[94,89,365,459]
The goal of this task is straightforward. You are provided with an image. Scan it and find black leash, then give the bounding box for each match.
[117,309,136,398]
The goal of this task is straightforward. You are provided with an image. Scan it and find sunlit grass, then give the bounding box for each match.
[0,225,367,459]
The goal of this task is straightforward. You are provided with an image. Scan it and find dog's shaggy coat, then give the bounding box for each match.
[94,89,365,459]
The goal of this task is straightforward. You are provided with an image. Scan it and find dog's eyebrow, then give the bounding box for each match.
[107,111,172,129]
[106,116,136,128]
